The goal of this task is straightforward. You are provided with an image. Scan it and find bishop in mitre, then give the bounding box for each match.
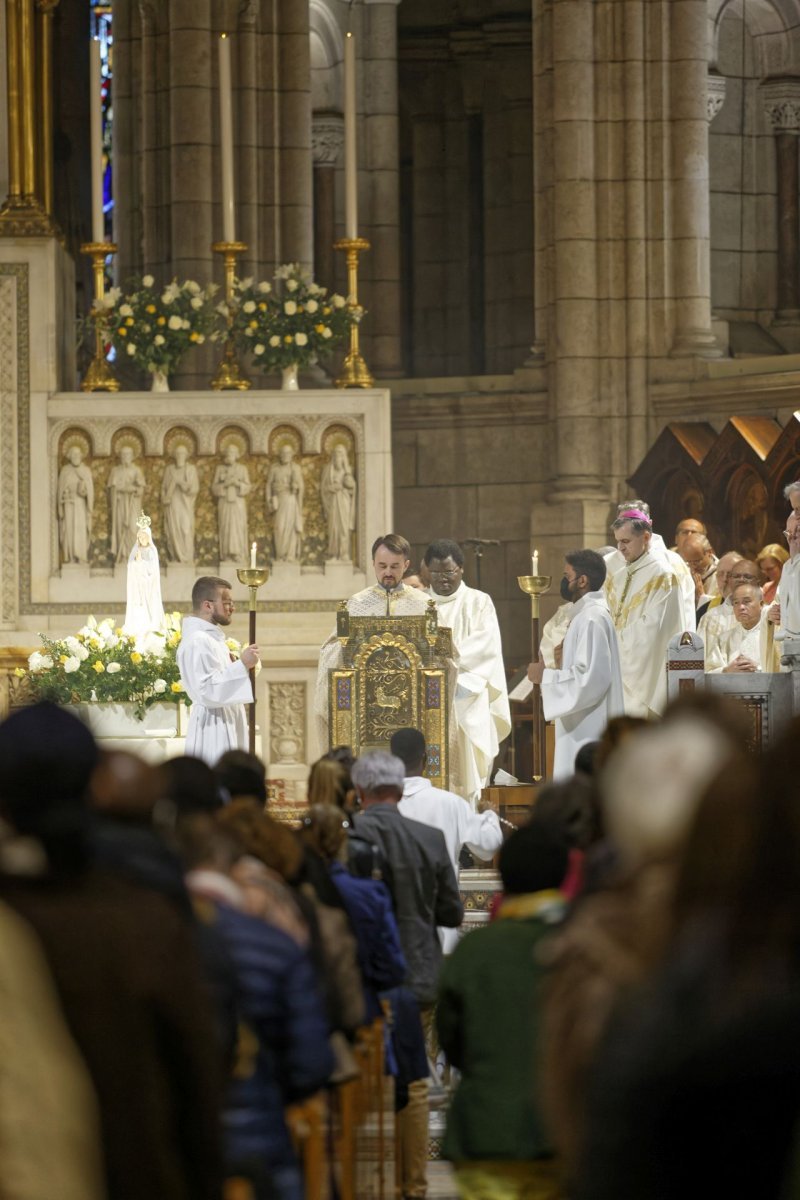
[314,533,430,746]
[423,539,510,807]
[605,507,685,718]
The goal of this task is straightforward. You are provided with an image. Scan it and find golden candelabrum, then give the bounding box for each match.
[211,240,251,391]
[334,236,374,388]
[517,573,552,782]
[236,565,270,754]
[80,241,119,392]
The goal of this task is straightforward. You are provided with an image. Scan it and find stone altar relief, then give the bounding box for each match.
[107,435,146,563]
[212,434,253,564]
[161,430,199,564]
[57,432,94,565]
[266,428,305,563]
[321,430,357,564]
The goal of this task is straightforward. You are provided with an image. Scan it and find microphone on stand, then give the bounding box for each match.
[461,538,500,589]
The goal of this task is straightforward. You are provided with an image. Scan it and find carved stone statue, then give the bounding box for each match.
[321,443,356,562]
[107,445,146,563]
[212,444,251,562]
[161,444,199,563]
[57,445,94,564]
[267,444,304,562]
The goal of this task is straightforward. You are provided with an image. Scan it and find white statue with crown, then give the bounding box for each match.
[123,512,166,652]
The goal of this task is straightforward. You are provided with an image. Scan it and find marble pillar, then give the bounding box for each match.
[278,0,313,270]
[670,1,721,358]
[761,78,800,324]
[312,112,343,291]
[363,0,402,377]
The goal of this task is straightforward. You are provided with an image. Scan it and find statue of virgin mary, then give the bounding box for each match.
[124,512,166,650]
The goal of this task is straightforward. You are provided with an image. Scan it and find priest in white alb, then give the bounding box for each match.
[705,581,779,673]
[423,538,511,807]
[177,575,260,765]
[528,549,624,779]
[605,508,685,718]
[314,534,430,747]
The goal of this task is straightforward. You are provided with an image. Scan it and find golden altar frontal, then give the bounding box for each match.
[328,601,453,789]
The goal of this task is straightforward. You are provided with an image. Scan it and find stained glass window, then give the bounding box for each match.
[90,3,113,240]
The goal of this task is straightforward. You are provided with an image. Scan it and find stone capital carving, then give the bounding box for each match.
[312,112,345,166]
[761,77,800,134]
[707,72,726,123]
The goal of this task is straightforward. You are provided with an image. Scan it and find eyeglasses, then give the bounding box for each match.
[783,530,798,541]
[429,569,461,579]
[730,572,759,582]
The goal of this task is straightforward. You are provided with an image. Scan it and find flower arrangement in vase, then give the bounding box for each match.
[224,263,357,389]
[95,276,218,390]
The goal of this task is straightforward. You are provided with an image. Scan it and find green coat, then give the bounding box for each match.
[436,893,564,1163]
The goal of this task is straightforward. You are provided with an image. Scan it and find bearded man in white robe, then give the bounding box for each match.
[605,508,685,718]
[177,575,259,765]
[315,534,430,750]
[423,538,511,807]
[529,549,624,780]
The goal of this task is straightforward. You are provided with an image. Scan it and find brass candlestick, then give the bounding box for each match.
[80,241,119,392]
[211,240,251,391]
[236,565,270,754]
[334,236,374,388]
[517,573,552,782]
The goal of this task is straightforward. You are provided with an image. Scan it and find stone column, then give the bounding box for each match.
[278,0,312,269]
[363,0,402,377]
[761,78,800,323]
[670,0,720,357]
[311,112,343,290]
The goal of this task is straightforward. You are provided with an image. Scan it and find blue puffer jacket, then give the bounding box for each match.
[214,902,334,1170]
[329,862,406,1020]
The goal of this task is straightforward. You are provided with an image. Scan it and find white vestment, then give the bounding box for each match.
[705,611,778,673]
[541,590,625,780]
[541,602,573,668]
[399,775,503,952]
[428,582,511,807]
[606,534,695,632]
[123,534,166,651]
[605,550,684,718]
[777,554,800,638]
[314,583,430,749]
[177,615,253,765]
[698,597,737,665]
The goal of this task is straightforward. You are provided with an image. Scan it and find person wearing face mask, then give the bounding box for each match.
[528,550,624,781]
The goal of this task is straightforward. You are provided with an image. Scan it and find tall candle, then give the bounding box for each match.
[89,39,105,243]
[250,541,257,569]
[532,550,539,575]
[218,34,236,243]
[343,30,358,239]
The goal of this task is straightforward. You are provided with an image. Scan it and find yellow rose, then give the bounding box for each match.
[168,632,180,648]
[315,323,325,333]
[59,654,68,664]
[13,667,25,678]
[146,304,156,314]
[258,302,267,311]
[89,637,101,650]
[126,317,134,326]
[323,306,331,315]
[118,327,127,336]
[115,627,123,637]
[92,660,105,673]
[171,681,184,693]
[157,316,166,326]
[130,651,143,665]
[284,335,292,344]
[248,320,258,330]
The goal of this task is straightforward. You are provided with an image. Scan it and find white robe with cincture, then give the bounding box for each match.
[429,582,511,807]
[605,550,685,718]
[177,616,252,765]
[541,590,625,780]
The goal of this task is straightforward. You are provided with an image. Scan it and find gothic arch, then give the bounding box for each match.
[709,0,798,74]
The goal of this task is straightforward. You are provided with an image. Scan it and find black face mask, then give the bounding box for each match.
[560,576,575,602]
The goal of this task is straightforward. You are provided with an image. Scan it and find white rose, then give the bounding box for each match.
[269,335,281,347]
[28,651,53,673]
[286,278,299,292]
[308,283,321,296]
[295,332,308,347]
[106,661,121,674]
[127,343,136,355]
[284,300,297,316]
[254,343,265,355]
[306,299,318,314]
[190,296,203,310]
[258,281,271,294]
[239,276,254,291]
[142,274,154,288]
[187,280,201,295]
[322,326,333,339]
[153,678,167,694]
[63,655,81,674]
[196,334,205,344]
[181,319,190,330]
[243,300,256,313]
[332,294,346,308]
[119,303,133,317]
[168,315,182,330]
[65,636,82,655]
[154,334,165,345]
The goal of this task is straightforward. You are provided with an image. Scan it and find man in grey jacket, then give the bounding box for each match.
[351,750,463,1200]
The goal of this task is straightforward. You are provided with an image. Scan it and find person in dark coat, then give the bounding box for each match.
[0,702,223,1200]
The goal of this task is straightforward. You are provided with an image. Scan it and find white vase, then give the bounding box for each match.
[281,362,299,391]
[150,369,170,392]
[72,701,179,739]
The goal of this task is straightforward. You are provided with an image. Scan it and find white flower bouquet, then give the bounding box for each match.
[96,276,218,378]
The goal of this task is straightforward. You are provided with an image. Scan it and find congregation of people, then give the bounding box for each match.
[4,491,800,1200]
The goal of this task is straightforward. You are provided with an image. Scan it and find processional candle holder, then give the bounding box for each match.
[236,565,270,755]
[80,241,120,392]
[334,236,374,388]
[517,573,552,782]
[211,240,251,391]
